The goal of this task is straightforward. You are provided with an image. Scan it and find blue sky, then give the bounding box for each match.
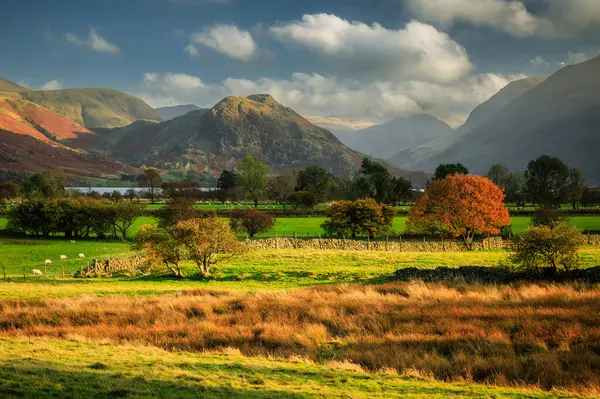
[1,0,599,125]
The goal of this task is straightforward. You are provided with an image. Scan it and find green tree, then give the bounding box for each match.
[112,202,143,242]
[157,197,197,230]
[237,156,269,208]
[568,168,587,210]
[267,171,297,209]
[137,169,163,204]
[510,221,586,273]
[287,190,317,210]
[22,170,66,199]
[504,172,527,207]
[432,163,469,181]
[322,198,395,239]
[486,164,509,187]
[297,166,330,203]
[230,209,275,238]
[525,155,569,208]
[354,158,412,205]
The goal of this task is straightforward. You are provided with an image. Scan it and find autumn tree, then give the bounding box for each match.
[138,169,163,204]
[230,209,275,238]
[510,221,586,273]
[173,218,246,277]
[432,163,469,181]
[407,174,510,250]
[322,198,395,239]
[133,225,187,277]
[237,156,269,208]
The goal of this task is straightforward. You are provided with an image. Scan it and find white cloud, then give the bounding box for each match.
[189,24,257,61]
[566,49,600,65]
[64,27,121,55]
[270,14,472,84]
[135,71,520,127]
[406,0,600,38]
[40,80,62,90]
[184,44,199,57]
[529,56,550,67]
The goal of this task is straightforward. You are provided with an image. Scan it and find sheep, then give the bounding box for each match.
[32,269,43,276]
[44,259,52,265]
[78,253,85,259]
[70,240,76,243]
[60,255,68,260]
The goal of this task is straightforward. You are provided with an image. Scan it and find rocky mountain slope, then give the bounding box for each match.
[0,78,29,93]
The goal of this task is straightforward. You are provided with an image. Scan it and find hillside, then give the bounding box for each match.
[156,104,207,120]
[341,115,453,160]
[392,77,546,170]
[21,88,163,129]
[428,56,600,182]
[0,77,29,93]
[0,129,132,178]
[0,93,93,142]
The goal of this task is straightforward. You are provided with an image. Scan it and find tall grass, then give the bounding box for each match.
[1,282,599,391]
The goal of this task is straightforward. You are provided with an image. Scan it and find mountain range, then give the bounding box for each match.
[1,54,599,184]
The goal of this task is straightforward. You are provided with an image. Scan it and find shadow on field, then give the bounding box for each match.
[0,360,311,398]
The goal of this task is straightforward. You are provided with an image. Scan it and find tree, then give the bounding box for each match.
[267,171,296,209]
[432,164,469,181]
[353,158,412,205]
[504,172,527,207]
[237,156,269,208]
[157,197,197,230]
[525,155,569,208]
[173,218,246,277]
[407,174,510,250]
[567,168,587,210]
[297,166,330,203]
[287,190,317,209]
[133,225,187,277]
[138,169,163,204]
[125,189,138,202]
[112,202,143,242]
[0,182,20,211]
[487,164,509,187]
[22,170,66,199]
[510,221,586,273]
[162,180,201,200]
[230,209,275,238]
[322,198,395,239]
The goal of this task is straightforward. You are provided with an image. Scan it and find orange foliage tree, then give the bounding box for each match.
[407,174,510,250]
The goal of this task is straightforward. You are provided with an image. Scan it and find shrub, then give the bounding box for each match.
[230,209,275,238]
[510,221,587,273]
[133,225,187,277]
[321,198,395,238]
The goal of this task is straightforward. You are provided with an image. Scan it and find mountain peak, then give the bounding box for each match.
[246,94,280,106]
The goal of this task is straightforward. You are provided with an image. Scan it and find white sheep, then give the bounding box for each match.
[78,253,85,258]
[44,259,52,265]
[32,269,43,276]
[60,255,68,260]
[70,240,76,243]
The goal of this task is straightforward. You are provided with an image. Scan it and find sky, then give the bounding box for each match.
[1,0,599,126]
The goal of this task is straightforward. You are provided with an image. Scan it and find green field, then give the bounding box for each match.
[0,338,584,399]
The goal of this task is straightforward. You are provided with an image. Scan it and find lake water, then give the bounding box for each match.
[66,187,214,195]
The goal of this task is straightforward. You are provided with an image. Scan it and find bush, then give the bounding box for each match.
[510,221,587,273]
[230,209,275,238]
[321,198,395,238]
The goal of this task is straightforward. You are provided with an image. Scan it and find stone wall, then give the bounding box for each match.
[74,256,147,278]
[245,237,505,252]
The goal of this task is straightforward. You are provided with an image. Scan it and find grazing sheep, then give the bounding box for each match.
[70,240,76,243]
[44,259,52,265]
[32,269,43,276]
[78,253,85,258]
[60,255,68,260]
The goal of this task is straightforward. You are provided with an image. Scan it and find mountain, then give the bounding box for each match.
[340,115,453,160]
[0,93,93,142]
[89,94,427,184]
[156,104,207,120]
[391,77,546,170]
[304,115,376,133]
[426,56,600,182]
[0,78,29,93]
[21,88,163,129]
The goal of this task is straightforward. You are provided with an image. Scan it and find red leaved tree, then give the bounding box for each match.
[407,174,510,250]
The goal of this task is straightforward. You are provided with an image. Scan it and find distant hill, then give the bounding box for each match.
[426,56,600,183]
[21,88,163,129]
[156,104,207,120]
[90,94,427,185]
[392,77,546,170]
[0,77,29,93]
[341,115,453,160]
